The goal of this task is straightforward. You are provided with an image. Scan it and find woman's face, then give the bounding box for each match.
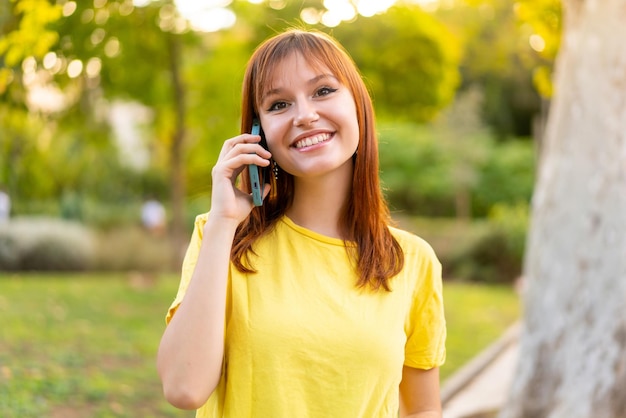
[257,52,360,180]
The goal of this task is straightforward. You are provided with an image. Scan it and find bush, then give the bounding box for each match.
[93,226,174,272]
[395,211,528,283]
[445,203,529,283]
[0,230,20,270]
[379,123,457,217]
[487,201,529,266]
[473,141,536,215]
[0,217,96,271]
[379,124,535,218]
[0,217,176,272]
[444,223,520,283]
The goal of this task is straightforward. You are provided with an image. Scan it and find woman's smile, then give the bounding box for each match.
[292,132,334,150]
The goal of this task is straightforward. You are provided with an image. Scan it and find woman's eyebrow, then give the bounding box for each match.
[307,73,337,85]
[261,73,338,103]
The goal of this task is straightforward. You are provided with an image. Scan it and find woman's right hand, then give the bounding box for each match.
[209,133,271,224]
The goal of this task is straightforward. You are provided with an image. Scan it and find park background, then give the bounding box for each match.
[2,0,560,417]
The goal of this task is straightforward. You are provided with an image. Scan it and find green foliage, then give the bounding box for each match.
[0,0,62,65]
[45,0,179,183]
[488,201,530,263]
[1,0,180,223]
[1,0,542,232]
[516,0,562,58]
[473,140,536,215]
[444,202,529,283]
[444,221,521,283]
[431,86,491,219]
[183,32,252,198]
[379,123,455,216]
[0,105,40,190]
[434,0,547,137]
[0,0,62,93]
[333,4,461,122]
[515,0,562,98]
[0,217,95,271]
[378,87,484,217]
[378,116,535,218]
[1,95,170,217]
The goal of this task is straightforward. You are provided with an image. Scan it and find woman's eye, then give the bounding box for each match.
[268,101,287,111]
[315,86,337,97]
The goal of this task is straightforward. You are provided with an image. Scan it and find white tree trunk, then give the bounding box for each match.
[500,1,626,417]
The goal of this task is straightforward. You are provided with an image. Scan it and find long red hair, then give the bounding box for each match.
[232,29,403,291]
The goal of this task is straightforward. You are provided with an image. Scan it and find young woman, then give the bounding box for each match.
[157,29,446,418]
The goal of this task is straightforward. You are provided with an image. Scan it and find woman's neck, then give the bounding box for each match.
[286,164,353,239]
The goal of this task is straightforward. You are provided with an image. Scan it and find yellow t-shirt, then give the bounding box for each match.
[166,214,446,418]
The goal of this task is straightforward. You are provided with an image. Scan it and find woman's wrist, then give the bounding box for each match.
[203,211,240,235]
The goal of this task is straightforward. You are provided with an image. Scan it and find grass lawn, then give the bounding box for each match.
[0,273,192,418]
[0,273,519,417]
[440,281,520,381]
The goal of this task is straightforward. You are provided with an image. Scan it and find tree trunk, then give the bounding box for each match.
[167,32,187,268]
[454,186,471,221]
[500,1,626,417]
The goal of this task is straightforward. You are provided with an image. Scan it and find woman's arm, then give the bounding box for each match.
[156,134,271,409]
[399,366,442,418]
[156,215,238,409]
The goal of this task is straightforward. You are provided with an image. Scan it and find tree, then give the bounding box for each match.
[1,0,191,258]
[500,0,626,416]
[332,4,460,123]
[434,0,549,139]
[514,0,562,99]
[0,0,63,194]
[432,86,489,220]
[2,0,463,239]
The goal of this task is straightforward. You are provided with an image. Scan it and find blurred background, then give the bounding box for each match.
[0,0,559,416]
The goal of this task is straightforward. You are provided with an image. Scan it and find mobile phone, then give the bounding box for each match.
[249,119,266,206]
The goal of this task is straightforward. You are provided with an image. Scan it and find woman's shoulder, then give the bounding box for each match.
[194,212,210,224]
[388,225,437,259]
[191,212,210,232]
[388,226,442,292]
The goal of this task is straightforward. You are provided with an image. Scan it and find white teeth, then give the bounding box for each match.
[295,133,331,149]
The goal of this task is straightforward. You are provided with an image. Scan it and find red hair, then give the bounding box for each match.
[232,29,403,291]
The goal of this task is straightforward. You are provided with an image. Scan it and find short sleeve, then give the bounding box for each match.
[404,243,446,369]
[165,213,208,324]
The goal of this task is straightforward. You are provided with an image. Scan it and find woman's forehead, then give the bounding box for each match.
[260,52,335,93]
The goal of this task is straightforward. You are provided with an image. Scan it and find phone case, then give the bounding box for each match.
[249,120,263,206]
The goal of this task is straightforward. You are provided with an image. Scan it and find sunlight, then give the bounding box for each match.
[301,7,323,25]
[62,1,77,17]
[327,0,441,18]
[355,0,396,17]
[409,0,441,11]
[173,0,236,32]
[66,59,83,79]
[85,58,102,78]
[529,34,546,52]
[323,0,356,22]
[171,0,442,32]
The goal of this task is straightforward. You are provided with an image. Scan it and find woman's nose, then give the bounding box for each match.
[293,100,319,127]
